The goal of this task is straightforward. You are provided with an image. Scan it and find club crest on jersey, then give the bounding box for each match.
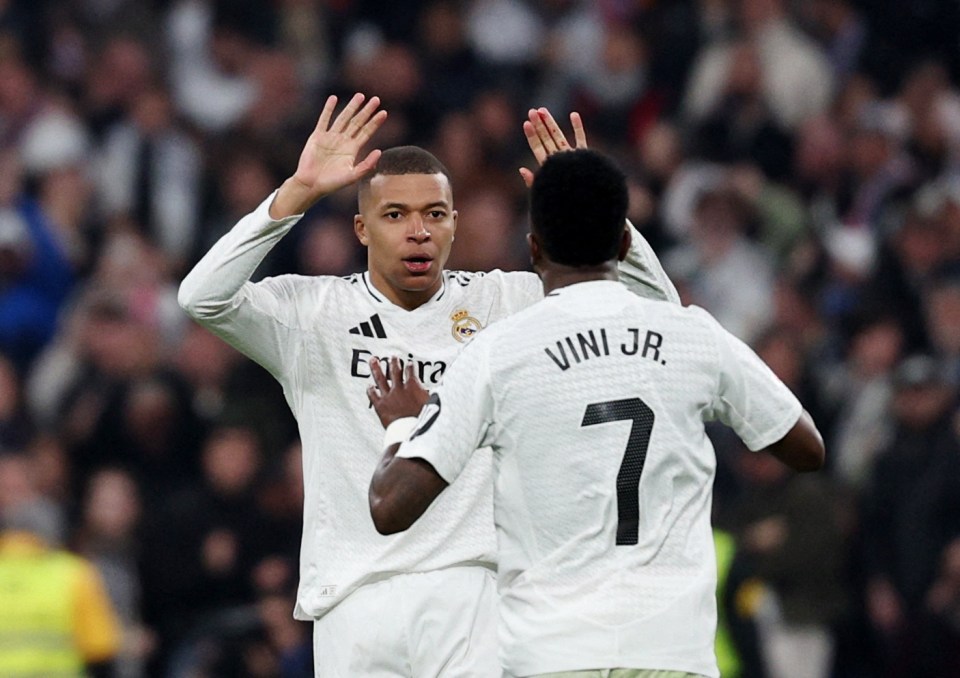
[451,309,482,343]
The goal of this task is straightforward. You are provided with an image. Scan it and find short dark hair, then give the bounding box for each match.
[530,149,628,266]
[359,146,451,189]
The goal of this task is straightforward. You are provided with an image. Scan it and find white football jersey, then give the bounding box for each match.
[398,280,803,677]
[178,193,679,620]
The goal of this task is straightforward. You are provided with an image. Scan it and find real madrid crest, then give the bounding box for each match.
[451,309,483,343]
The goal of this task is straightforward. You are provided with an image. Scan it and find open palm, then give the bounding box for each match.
[292,93,388,199]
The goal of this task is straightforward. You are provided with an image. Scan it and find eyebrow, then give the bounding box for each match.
[382,201,450,211]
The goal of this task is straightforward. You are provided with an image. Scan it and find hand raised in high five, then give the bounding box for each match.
[519,107,588,188]
[270,93,388,219]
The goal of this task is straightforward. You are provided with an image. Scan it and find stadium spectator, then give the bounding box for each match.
[0,453,121,677]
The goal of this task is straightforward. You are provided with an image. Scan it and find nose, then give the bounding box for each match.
[406,214,430,242]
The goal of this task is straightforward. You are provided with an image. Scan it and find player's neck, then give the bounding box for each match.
[539,262,619,296]
[368,270,443,311]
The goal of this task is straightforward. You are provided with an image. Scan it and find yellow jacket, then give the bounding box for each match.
[0,532,121,677]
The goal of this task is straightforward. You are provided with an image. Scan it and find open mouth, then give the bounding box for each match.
[403,257,433,274]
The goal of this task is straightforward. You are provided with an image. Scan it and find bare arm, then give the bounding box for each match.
[763,409,825,472]
[370,443,448,535]
[366,357,447,535]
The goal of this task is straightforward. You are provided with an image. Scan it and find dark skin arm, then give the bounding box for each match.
[367,357,448,535]
[763,409,825,472]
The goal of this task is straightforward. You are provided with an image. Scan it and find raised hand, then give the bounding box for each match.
[270,93,388,218]
[367,357,430,428]
[519,108,588,188]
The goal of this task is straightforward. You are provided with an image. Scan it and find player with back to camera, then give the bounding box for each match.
[178,93,680,676]
[368,148,825,678]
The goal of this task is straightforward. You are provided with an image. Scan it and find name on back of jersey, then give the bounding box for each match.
[544,327,666,371]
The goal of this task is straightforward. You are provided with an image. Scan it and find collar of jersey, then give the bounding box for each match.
[362,271,447,309]
[545,279,624,298]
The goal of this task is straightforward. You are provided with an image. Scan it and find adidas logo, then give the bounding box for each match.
[348,314,387,338]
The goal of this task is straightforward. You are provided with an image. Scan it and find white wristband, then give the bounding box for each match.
[383,417,418,448]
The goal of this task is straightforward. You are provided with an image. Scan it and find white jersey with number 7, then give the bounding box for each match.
[396,279,803,678]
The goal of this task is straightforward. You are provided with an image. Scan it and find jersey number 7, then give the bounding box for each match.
[581,398,655,546]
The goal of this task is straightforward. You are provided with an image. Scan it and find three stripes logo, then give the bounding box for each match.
[348,314,388,339]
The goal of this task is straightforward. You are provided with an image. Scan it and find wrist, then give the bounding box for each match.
[383,417,418,448]
[268,177,318,219]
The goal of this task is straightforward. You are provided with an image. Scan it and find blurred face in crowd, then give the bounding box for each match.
[355,173,457,309]
[691,190,745,258]
[202,427,261,496]
[0,455,34,515]
[925,283,960,355]
[0,355,18,420]
[83,469,141,540]
[445,189,516,272]
[892,381,953,430]
[849,319,903,378]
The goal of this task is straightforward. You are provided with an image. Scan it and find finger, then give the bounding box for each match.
[331,92,365,133]
[389,356,404,387]
[404,363,417,388]
[530,109,557,156]
[518,167,534,188]
[524,117,547,165]
[367,385,381,406]
[538,108,570,151]
[316,95,338,133]
[347,96,382,137]
[570,112,587,149]
[369,358,389,394]
[355,109,388,147]
[353,148,383,180]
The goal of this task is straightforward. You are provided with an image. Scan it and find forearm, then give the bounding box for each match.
[178,191,302,320]
[619,219,681,304]
[370,439,448,535]
[269,176,323,219]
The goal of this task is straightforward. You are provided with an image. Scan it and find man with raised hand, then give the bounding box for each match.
[369,149,824,678]
[179,93,678,676]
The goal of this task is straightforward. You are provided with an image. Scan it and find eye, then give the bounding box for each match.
[384,211,403,220]
[427,210,446,219]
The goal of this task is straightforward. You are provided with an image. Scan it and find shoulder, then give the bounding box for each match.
[446,269,542,311]
[256,272,365,299]
[445,269,540,290]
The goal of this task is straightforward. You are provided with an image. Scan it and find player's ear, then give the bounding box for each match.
[354,214,369,246]
[617,223,631,262]
[527,232,543,269]
[451,210,458,241]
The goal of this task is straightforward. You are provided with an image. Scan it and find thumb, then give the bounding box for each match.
[354,149,383,180]
[519,167,534,188]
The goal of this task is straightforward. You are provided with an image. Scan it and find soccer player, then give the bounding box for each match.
[368,149,825,678]
[178,94,679,676]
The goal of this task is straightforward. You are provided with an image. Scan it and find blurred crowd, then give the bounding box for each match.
[1,0,959,676]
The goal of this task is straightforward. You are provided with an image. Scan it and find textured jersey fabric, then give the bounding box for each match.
[178,192,679,620]
[398,281,802,677]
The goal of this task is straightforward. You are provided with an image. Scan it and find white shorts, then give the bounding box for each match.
[313,565,499,677]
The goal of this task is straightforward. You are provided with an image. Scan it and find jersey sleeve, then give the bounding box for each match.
[177,191,303,377]
[705,311,803,451]
[619,219,681,304]
[396,336,497,483]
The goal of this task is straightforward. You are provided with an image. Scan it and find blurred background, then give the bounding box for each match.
[0,0,959,676]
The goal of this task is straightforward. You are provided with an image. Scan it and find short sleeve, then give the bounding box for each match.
[709,317,803,451]
[396,336,496,483]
